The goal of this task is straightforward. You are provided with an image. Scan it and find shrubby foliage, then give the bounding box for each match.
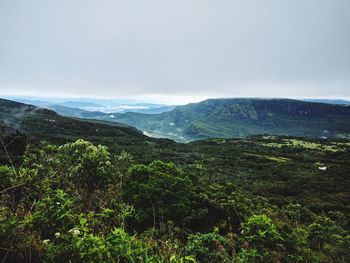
[185,231,232,262]
[123,161,195,228]
[0,139,349,262]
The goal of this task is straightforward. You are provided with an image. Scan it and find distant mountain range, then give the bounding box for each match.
[2,97,350,142]
[111,98,350,141]
[4,96,175,114]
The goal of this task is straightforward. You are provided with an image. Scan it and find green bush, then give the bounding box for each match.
[28,189,77,238]
[123,161,195,228]
[1,138,350,262]
[240,214,283,261]
[185,232,231,262]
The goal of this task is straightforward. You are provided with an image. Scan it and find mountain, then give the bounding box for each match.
[4,97,350,143]
[0,98,172,158]
[3,98,53,106]
[5,96,175,114]
[58,101,103,108]
[121,104,176,114]
[46,104,108,119]
[110,98,350,141]
[303,99,350,105]
[86,103,175,114]
[45,104,175,122]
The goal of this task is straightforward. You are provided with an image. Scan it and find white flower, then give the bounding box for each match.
[55,232,61,238]
[68,228,80,235]
[56,202,61,205]
[43,239,50,245]
[318,166,328,171]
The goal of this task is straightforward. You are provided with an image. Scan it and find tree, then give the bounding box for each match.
[123,160,195,228]
[18,140,122,210]
[307,215,350,261]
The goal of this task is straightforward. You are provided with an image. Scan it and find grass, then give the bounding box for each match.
[258,138,349,152]
[243,153,291,163]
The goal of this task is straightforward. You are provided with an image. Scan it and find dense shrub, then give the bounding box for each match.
[123,161,195,228]
[185,232,232,262]
[0,139,349,262]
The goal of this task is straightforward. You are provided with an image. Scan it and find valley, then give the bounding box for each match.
[1,97,350,262]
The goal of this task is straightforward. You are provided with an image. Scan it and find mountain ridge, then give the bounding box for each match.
[110,98,350,141]
[0,98,174,159]
[3,97,350,143]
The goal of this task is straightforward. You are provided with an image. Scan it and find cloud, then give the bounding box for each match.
[0,0,349,102]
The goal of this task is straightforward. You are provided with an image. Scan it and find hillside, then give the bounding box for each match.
[303,99,350,105]
[111,98,350,141]
[1,98,349,212]
[1,98,350,261]
[0,98,172,159]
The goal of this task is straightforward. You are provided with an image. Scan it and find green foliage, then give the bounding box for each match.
[45,221,159,262]
[1,137,350,262]
[0,165,15,193]
[240,214,283,261]
[106,228,153,262]
[241,214,282,246]
[185,232,231,262]
[123,161,195,228]
[28,189,76,238]
[236,248,260,263]
[307,215,350,261]
[108,98,350,141]
[57,139,116,195]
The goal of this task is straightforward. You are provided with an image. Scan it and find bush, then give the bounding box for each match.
[123,161,195,228]
[185,232,231,262]
[240,214,283,261]
[28,189,77,238]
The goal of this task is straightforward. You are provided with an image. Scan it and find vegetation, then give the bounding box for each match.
[1,136,349,262]
[1,98,350,262]
[109,98,350,141]
[6,97,350,142]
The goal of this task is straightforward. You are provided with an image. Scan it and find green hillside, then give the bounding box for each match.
[0,98,173,160]
[112,98,350,141]
[1,98,350,262]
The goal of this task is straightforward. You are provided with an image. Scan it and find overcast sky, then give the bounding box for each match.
[0,0,349,104]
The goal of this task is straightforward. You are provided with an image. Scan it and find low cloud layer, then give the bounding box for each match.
[0,0,349,103]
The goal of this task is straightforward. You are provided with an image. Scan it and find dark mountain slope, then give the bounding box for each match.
[112,98,350,141]
[0,98,173,159]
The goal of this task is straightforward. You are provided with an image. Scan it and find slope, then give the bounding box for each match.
[0,98,173,159]
[112,98,350,141]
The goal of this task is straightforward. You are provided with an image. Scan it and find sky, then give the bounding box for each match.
[0,0,349,104]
